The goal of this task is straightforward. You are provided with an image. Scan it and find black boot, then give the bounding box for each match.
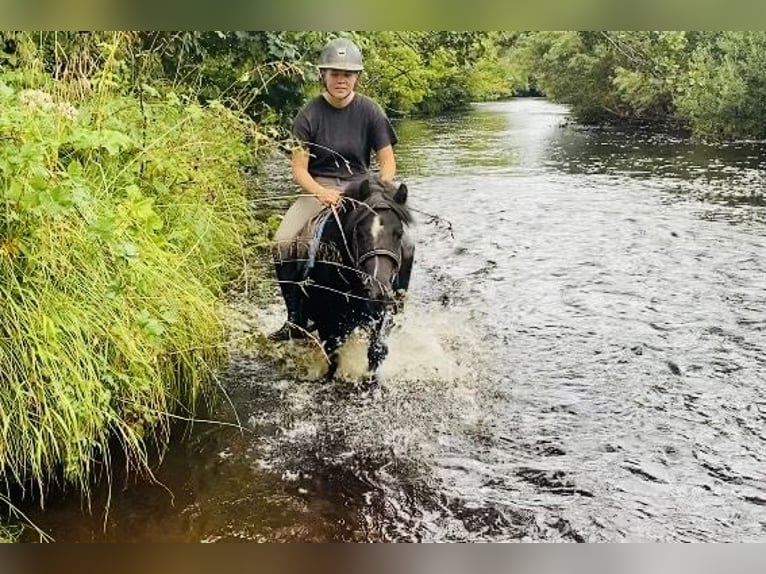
[269,253,312,341]
[268,321,307,341]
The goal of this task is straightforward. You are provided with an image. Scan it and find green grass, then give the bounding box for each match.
[0,70,262,527]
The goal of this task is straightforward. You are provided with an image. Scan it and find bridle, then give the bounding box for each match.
[348,206,403,284]
[356,247,401,272]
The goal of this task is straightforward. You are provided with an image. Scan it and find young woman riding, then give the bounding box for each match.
[270,37,403,341]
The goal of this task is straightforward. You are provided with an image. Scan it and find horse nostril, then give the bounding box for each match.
[366,280,394,302]
[379,284,395,301]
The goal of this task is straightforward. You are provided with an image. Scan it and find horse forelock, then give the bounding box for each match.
[343,191,412,237]
[371,193,412,225]
[343,176,412,226]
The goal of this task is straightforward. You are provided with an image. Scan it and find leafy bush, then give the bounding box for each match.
[508,30,766,140]
[676,32,766,140]
[0,73,252,500]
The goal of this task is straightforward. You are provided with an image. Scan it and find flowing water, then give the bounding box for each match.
[23,98,766,542]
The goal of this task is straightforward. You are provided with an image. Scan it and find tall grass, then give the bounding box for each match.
[0,36,256,520]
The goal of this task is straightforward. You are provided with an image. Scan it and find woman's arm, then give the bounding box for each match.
[292,148,341,205]
[375,144,396,181]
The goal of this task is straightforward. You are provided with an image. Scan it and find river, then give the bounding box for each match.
[23,98,766,542]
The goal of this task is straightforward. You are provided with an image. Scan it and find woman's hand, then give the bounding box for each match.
[315,186,342,206]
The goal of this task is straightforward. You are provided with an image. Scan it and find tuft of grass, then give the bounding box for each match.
[0,64,261,519]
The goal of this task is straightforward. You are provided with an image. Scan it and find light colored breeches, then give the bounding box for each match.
[273,177,350,259]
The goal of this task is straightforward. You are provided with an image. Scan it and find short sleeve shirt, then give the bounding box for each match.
[292,94,398,180]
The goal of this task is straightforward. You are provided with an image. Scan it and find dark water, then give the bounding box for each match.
[23,98,766,542]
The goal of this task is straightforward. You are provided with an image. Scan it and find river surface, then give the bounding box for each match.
[23,98,766,542]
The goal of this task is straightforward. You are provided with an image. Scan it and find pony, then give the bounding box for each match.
[277,175,414,384]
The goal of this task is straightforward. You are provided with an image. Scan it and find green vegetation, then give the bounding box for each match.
[0,33,260,534]
[508,31,766,140]
[359,31,517,115]
[0,28,761,538]
[0,82,247,485]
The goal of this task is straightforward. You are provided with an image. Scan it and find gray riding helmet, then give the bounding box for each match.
[318,38,364,72]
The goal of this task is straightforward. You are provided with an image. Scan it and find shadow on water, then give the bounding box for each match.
[19,97,766,542]
[544,122,766,209]
[22,304,535,542]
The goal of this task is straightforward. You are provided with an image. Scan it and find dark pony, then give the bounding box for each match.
[297,175,413,383]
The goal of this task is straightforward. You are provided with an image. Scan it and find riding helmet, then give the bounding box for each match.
[317,38,364,72]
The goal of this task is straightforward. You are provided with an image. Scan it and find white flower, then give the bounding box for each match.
[19,89,79,121]
[19,89,54,111]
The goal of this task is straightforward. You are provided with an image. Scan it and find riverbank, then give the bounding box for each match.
[0,73,272,537]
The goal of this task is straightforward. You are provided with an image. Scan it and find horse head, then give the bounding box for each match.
[343,175,411,303]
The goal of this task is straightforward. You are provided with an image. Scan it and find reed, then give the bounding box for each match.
[0,44,256,523]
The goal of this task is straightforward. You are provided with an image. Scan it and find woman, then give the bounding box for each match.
[270,37,400,341]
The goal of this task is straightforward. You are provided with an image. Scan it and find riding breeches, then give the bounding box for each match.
[273,177,351,261]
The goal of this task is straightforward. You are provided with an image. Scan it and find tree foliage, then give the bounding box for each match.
[675,32,766,139]
[508,30,766,140]
[1,31,517,126]
[6,30,765,140]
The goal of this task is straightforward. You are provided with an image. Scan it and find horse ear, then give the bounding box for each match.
[393,182,408,204]
[357,178,371,201]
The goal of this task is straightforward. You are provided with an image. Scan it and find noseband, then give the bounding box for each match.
[356,247,401,271]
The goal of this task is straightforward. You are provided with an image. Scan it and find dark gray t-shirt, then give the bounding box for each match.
[292,94,398,180]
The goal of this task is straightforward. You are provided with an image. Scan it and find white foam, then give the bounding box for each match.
[243,300,483,385]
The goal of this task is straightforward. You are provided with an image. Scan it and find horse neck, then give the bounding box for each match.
[321,205,359,265]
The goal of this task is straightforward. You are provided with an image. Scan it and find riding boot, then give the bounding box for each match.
[268,283,310,341]
[269,255,311,341]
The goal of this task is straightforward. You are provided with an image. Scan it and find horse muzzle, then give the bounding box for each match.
[365,280,396,304]
[358,249,400,304]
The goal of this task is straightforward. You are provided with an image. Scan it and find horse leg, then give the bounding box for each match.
[393,240,415,314]
[365,340,387,388]
[269,248,310,341]
[321,333,343,383]
[366,312,394,384]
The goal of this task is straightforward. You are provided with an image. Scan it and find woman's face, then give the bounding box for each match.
[323,69,359,101]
